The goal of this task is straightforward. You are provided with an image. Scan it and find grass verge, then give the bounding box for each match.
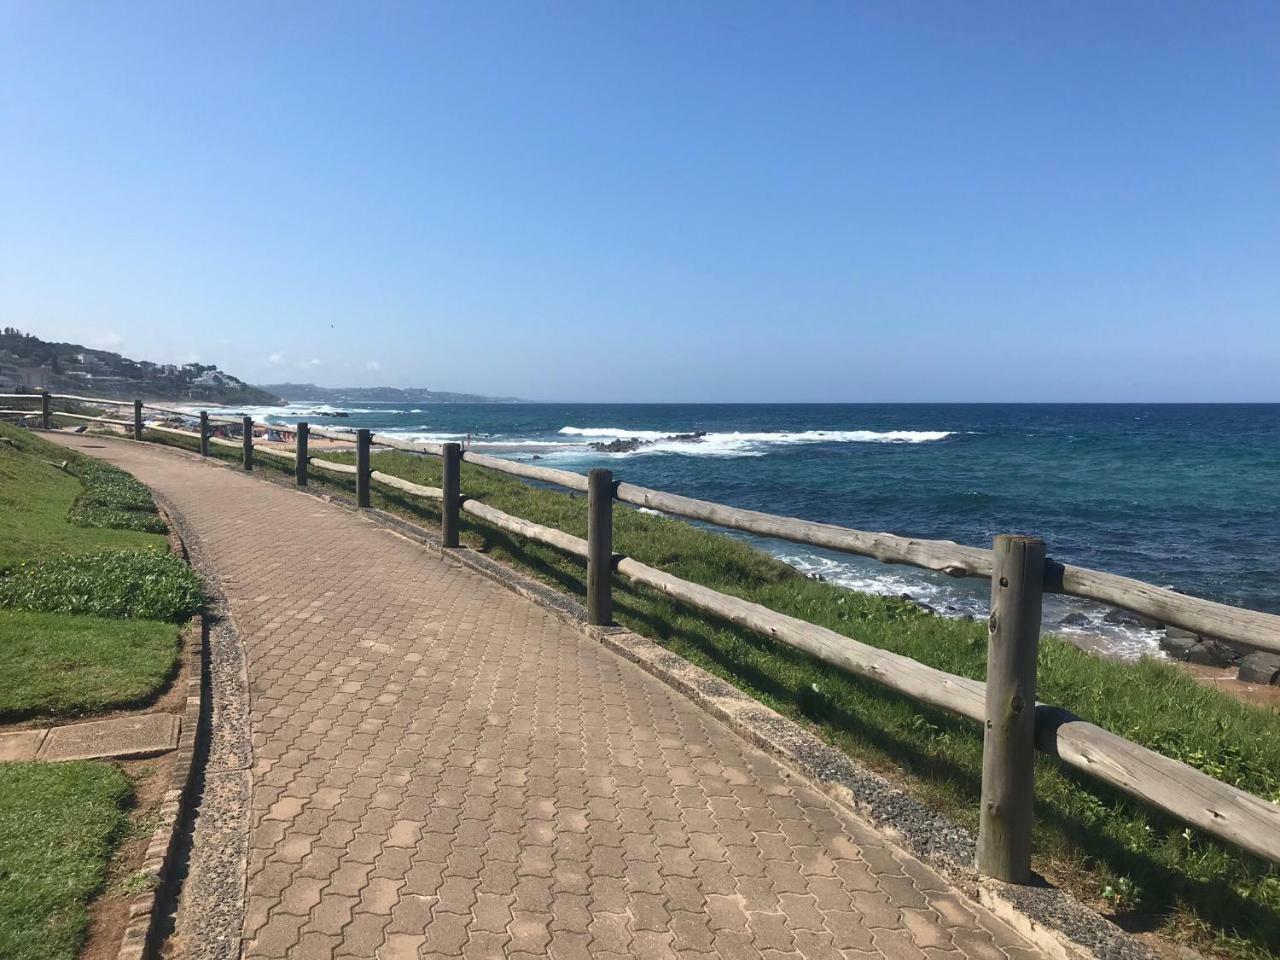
[0,611,181,721]
[0,423,166,569]
[195,440,1280,960]
[0,761,132,960]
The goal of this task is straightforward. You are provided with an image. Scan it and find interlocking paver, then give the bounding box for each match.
[50,434,1049,960]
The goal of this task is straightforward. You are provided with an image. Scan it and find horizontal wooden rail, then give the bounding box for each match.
[251,443,295,462]
[1035,707,1280,864]
[140,402,200,418]
[461,498,591,560]
[434,459,1280,654]
[146,424,200,440]
[370,470,443,500]
[309,457,359,475]
[461,451,591,492]
[53,412,133,426]
[306,425,359,443]
[0,393,43,400]
[45,392,131,406]
[371,433,445,457]
[609,556,1280,863]
[615,482,992,578]
[616,555,987,719]
[0,408,38,415]
[209,436,244,450]
[1052,563,1280,655]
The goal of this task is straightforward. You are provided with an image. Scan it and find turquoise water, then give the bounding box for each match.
[223,402,1278,657]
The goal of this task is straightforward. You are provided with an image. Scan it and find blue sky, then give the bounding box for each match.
[2,2,1277,401]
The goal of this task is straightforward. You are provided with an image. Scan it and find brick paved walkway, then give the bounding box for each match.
[55,435,1047,960]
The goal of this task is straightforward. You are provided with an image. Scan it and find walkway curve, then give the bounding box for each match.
[52,434,1046,960]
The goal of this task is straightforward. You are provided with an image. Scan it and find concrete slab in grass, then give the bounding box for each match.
[37,713,180,762]
[0,728,48,761]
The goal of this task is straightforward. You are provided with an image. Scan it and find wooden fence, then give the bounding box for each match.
[9,391,1280,883]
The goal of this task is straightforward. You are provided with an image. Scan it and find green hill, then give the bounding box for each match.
[0,329,280,405]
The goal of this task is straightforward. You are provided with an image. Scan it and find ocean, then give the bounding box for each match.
[211,402,1279,659]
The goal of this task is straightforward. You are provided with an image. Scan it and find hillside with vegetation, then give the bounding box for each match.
[0,329,280,405]
[258,382,521,403]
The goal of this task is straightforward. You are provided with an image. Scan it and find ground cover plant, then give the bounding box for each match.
[0,423,165,568]
[67,460,167,534]
[243,444,1280,960]
[0,761,132,960]
[0,549,203,622]
[0,610,181,720]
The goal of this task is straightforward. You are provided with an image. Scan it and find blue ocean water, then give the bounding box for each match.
[225,402,1279,657]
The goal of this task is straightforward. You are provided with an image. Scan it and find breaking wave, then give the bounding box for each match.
[555,426,954,456]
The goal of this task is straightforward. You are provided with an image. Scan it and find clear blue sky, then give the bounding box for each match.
[2,2,1277,401]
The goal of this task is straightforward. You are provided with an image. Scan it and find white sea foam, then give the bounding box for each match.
[554,426,953,457]
[777,551,1164,661]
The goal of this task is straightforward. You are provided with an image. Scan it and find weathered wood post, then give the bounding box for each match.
[40,391,51,429]
[356,429,371,507]
[295,422,308,486]
[242,416,253,471]
[441,442,461,548]
[977,534,1046,884]
[199,411,210,456]
[587,468,614,626]
[133,399,144,440]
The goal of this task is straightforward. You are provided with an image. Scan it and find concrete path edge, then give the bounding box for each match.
[117,503,206,960]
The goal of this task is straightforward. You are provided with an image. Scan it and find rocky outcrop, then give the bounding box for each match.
[1157,625,1248,669]
[589,431,707,453]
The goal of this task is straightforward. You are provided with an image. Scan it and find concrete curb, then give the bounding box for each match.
[117,509,207,960]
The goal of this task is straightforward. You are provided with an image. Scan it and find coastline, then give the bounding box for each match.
[160,400,1280,668]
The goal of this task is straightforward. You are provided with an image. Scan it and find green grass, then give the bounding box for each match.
[0,549,204,622]
[0,610,181,721]
[0,761,132,960]
[0,423,166,569]
[237,445,1280,959]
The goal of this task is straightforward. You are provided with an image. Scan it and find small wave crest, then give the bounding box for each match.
[556,425,954,456]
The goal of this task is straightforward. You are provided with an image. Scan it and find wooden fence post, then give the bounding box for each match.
[242,416,253,471]
[977,534,1046,884]
[199,411,210,456]
[41,391,51,429]
[133,399,144,440]
[295,422,308,486]
[587,468,614,626]
[441,442,461,548]
[356,429,371,507]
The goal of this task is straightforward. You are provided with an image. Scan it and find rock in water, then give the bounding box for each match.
[1186,638,1240,668]
[589,431,707,453]
[1238,652,1280,685]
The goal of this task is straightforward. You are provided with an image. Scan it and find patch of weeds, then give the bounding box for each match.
[114,870,158,897]
[0,550,204,622]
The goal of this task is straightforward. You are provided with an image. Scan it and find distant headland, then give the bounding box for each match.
[257,383,523,404]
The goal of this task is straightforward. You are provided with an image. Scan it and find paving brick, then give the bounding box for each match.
[57,435,1049,960]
